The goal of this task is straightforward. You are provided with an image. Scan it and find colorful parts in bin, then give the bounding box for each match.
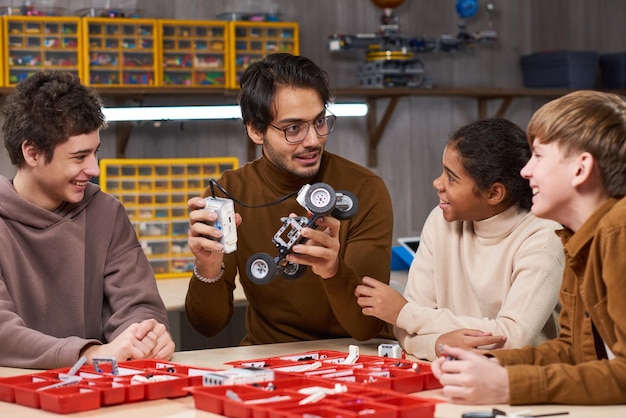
[188,376,438,418]
[0,359,218,414]
[162,71,225,86]
[224,349,442,394]
[0,350,440,415]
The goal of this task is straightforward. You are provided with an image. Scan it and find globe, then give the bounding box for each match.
[370,0,405,8]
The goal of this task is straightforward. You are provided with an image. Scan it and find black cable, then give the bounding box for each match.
[207,178,298,208]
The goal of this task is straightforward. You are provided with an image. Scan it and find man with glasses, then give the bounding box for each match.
[185,53,394,345]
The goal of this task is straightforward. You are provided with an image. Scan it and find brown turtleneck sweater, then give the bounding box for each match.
[185,151,393,344]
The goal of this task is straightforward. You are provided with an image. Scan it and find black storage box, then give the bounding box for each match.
[520,51,598,88]
[599,53,626,89]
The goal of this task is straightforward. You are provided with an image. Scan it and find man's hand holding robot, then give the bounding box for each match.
[285,214,342,280]
[187,182,358,285]
[246,183,358,284]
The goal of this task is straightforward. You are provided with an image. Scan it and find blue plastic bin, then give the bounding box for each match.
[391,246,413,270]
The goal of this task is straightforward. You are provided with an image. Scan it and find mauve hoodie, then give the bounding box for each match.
[0,176,169,369]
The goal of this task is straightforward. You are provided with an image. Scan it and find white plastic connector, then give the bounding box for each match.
[203,196,238,254]
[378,343,403,359]
[342,345,360,364]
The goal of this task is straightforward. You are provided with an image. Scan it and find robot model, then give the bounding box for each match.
[328,0,497,88]
[245,183,358,285]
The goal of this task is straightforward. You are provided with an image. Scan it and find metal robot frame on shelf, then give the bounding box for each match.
[328,0,497,88]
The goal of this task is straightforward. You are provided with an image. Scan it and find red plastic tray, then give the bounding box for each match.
[38,386,101,414]
[0,351,441,416]
[226,351,438,394]
[188,374,438,418]
[14,380,57,409]
[187,384,272,415]
[0,358,218,414]
[0,373,58,403]
[80,378,126,405]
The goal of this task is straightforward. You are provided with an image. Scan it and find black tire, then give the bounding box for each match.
[246,253,277,285]
[332,190,358,220]
[305,183,336,216]
[281,262,307,280]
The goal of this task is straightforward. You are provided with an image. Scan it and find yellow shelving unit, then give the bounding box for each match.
[158,19,229,88]
[0,17,3,86]
[2,15,82,86]
[0,17,300,88]
[99,157,239,279]
[228,21,299,89]
[82,17,158,87]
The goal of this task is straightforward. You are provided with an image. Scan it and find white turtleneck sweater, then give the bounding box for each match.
[394,205,564,361]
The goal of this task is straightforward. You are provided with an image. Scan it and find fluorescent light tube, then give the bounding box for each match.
[102,103,367,122]
[327,103,368,117]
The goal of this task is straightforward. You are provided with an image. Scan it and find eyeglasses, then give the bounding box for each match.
[268,112,336,144]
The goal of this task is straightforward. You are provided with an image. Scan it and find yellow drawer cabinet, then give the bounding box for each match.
[158,19,229,88]
[99,157,239,279]
[0,17,299,88]
[82,17,158,87]
[228,21,299,89]
[0,17,3,86]
[2,15,82,86]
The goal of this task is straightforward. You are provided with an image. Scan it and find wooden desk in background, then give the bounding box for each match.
[156,271,409,351]
[1,338,622,417]
[156,271,409,312]
[156,276,248,351]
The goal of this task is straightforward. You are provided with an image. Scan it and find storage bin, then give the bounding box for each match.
[82,17,159,87]
[520,50,598,88]
[159,19,229,88]
[599,52,626,89]
[1,0,65,16]
[391,246,413,270]
[228,21,299,89]
[2,15,82,86]
[73,0,143,18]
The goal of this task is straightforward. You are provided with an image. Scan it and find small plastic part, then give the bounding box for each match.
[92,357,119,375]
[203,196,238,254]
[67,356,87,376]
[342,345,360,364]
[378,343,403,358]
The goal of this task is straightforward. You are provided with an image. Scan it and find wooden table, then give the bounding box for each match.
[1,338,622,417]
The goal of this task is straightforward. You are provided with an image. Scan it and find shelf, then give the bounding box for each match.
[0,86,600,165]
[334,87,580,166]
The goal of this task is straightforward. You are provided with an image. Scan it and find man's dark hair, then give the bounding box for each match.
[2,70,106,167]
[238,53,334,134]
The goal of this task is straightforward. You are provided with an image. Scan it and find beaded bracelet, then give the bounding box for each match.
[193,263,225,284]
